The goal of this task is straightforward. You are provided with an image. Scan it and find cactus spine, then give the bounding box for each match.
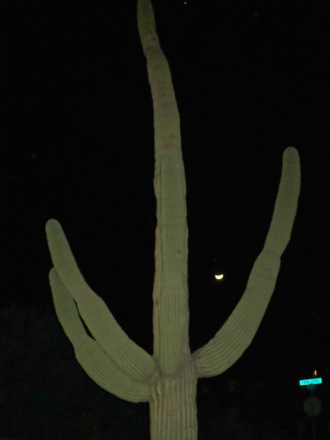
[46,0,300,438]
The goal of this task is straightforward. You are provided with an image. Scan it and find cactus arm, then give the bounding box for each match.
[46,219,155,381]
[49,268,150,402]
[138,0,189,375]
[137,0,156,45]
[193,147,300,378]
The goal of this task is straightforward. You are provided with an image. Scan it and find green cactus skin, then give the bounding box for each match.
[46,0,300,438]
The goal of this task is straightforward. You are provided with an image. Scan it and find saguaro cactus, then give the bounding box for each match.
[46,0,300,439]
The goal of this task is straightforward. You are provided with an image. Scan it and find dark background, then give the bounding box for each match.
[1,0,329,438]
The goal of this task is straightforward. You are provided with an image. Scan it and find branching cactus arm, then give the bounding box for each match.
[49,268,150,403]
[193,147,300,377]
[46,219,155,384]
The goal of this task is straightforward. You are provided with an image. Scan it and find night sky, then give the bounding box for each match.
[2,0,330,436]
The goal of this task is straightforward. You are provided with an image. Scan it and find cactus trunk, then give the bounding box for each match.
[149,362,198,440]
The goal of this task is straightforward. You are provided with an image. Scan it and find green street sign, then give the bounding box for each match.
[299,378,322,386]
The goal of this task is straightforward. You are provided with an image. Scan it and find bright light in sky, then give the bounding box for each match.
[214,274,224,280]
